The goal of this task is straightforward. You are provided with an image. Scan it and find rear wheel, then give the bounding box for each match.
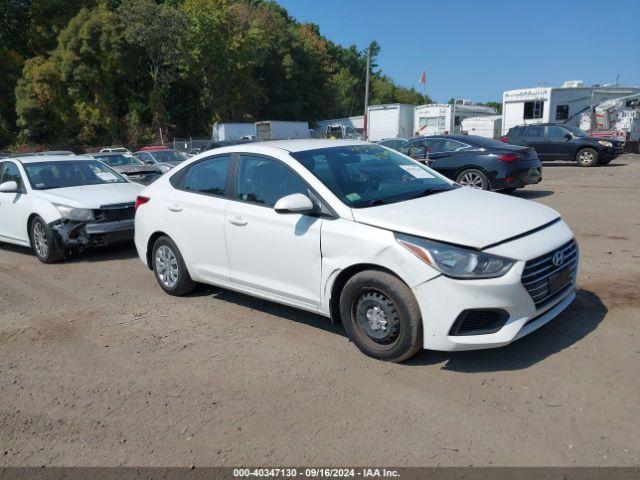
[456,168,490,190]
[576,148,598,167]
[29,216,65,263]
[152,236,195,296]
[339,270,422,362]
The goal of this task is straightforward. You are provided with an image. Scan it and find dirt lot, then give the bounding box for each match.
[1,154,639,467]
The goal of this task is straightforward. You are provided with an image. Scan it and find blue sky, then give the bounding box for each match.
[276,0,640,103]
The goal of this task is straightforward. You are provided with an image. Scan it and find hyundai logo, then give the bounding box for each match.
[552,251,564,267]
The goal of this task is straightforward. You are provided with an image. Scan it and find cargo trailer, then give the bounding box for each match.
[255,121,310,141]
[414,103,496,137]
[212,123,255,142]
[366,104,415,141]
[461,115,503,139]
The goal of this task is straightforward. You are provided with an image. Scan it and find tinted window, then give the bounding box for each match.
[523,126,544,137]
[94,154,143,166]
[425,139,472,153]
[237,156,307,207]
[291,145,452,208]
[399,139,423,154]
[182,156,230,196]
[136,152,154,164]
[555,105,569,121]
[1,162,22,189]
[547,126,568,138]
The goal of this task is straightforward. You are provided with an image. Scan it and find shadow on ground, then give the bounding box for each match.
[542,161,627,168]
[406,289,606,371]
[190,284,606,372]
[509,190,554,199]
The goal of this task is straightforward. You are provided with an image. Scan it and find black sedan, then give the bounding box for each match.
[399,135,542,192]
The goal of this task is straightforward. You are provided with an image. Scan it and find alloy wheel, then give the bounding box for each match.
[155,245,179,289]
[578,150,594,164]
[33,222,48,258]
[458,172,485,189]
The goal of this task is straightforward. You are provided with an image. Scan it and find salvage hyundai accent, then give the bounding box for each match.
[134,140,578,362]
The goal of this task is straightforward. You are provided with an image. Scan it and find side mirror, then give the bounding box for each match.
[564,133,573,140]
[274,193,316,214]
[0,181,18,193]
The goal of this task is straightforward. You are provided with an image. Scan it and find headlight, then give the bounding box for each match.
[54,204,95,221]
[598,140,613,147]
[395,233,515,279]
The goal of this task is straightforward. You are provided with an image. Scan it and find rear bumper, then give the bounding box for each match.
[52,219,134,248]
[493,166,542,189]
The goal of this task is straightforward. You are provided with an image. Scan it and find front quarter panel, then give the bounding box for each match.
[319,218,440,316]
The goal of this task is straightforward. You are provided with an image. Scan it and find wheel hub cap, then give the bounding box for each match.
[365,306,388,332]
[155,245,179,288]
[459,173,483,188]
[354,291,401,344]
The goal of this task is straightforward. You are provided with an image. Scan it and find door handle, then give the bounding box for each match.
[229,216,247,226]
[168,204,183,212]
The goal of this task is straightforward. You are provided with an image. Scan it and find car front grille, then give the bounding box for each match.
[94,202,135,222]
[522,239,578,309]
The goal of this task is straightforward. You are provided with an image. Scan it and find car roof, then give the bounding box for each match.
[246,139,366,152]
[91,151,132,156]
[11,155,92,164]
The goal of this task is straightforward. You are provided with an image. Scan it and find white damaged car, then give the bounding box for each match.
[0,155,142,263]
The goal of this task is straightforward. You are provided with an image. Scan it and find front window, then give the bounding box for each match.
[561,125,588,137]
[23,161,127,190]
[151,150,187,164]
[237,156,308,207]
[93,154,143,167]
[1,162,23,189]
[291,145,453,208]
[547,126,569,138]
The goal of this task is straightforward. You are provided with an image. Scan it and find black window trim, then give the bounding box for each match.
[171,152,236,199]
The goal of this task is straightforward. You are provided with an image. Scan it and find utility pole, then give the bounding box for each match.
[363,45,371,141]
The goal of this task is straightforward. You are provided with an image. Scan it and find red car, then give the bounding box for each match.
[138,146,169,152]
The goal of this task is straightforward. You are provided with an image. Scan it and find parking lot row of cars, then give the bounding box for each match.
[0,136,582,362]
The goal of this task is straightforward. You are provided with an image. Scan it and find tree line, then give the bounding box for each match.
[0,0,432,150]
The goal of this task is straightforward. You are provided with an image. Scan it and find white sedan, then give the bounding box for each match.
[134,140,578,362]
[0,155,142,262]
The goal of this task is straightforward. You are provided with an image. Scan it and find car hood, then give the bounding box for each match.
[110,165,162,174]
[351,187,560,249]
[34,183,143,209]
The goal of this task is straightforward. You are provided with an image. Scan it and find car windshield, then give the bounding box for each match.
[562,125,588,137]
[94,154,143,166]
[291,145,454,208]
[23,161,127,190]
[151,150,187,164]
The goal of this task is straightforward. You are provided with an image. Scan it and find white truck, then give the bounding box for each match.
[212,123,255,142]
[315,116,364,139]
[460,115,503,139]
[255,121,311,141]
[366,104,415,141]
[414,103,497,136]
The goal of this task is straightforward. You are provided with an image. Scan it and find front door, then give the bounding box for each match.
[545,126,574,159]
[0,161,31,244]
[225,154,322,310]
[520,125,549,158]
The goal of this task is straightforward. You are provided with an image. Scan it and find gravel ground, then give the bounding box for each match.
[1,154,639,467]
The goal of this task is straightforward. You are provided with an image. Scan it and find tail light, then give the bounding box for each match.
[499,136,509,142]
[135,196,150,210]
[498,153,519,162]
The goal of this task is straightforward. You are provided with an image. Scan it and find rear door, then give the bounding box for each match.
[164,154,232,283]
[518,126,549,158]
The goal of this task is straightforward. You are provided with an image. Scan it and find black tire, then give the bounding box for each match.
[29,216,65,263]
[151,235,195,296]
[456,168,490,190]
[576,148,598,167]
[339,270,422,362]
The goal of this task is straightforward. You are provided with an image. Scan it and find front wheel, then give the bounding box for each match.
[339,270,422,362]
[29,216,65,263]
[152,236,196,296]
[576,148,598,167]
[456,168,490,190]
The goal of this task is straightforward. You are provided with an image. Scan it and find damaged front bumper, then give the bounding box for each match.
[51,219,135,249]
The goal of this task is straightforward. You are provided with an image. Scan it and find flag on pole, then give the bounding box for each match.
[419,71,426,85]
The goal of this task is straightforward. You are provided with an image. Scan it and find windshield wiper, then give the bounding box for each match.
[405,186,453,200]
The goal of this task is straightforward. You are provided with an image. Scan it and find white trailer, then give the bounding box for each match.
[366,104,415,141]
[413,103,496,136]
[461,115,503,139]
[212,123,255,142]
[501,80,640,135]
[315,116,364,139]
[255,121,310,141]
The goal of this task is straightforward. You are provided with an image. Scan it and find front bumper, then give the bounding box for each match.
[51,219,134,249]
[412,220,577,351]
[601,146,624,159]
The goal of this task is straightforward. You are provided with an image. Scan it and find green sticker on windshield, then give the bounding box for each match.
[346,193,361,201]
